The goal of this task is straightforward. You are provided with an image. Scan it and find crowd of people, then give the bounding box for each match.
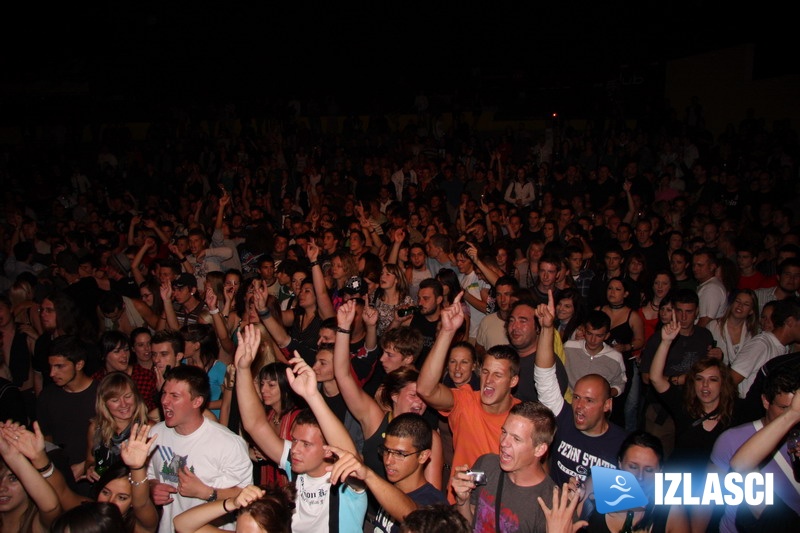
[1,103,800,533]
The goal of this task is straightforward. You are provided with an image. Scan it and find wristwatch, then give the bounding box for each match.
[207,488,218,502]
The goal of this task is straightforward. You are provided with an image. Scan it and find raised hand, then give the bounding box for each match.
[234,324,261,371]
[465,242,478,262]
[252,279,269,313]
[285,355,318,399]
[337,299,357,329]
[535,290,556,328]
[662,309,680,342]
[205,287,219,311]
[362,303,378,328]
[160,281,173,303]
[306,242,320,263]
[0,421,46,460]
[441,291,465,333]
[0,431,18,460]
[120,422,158,471]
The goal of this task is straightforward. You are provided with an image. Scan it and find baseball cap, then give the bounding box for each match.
[107,253,131,276]
[342,275,367,295]
[172,273,197,288]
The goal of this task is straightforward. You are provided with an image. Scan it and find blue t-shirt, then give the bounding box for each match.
[207,360,227,418]
[371,482,446,533]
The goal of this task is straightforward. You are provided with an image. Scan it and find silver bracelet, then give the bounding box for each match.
[128,473,148,487]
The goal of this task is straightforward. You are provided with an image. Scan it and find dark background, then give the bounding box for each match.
[1,2,793,122]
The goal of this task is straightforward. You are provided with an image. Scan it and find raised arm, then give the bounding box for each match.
[307,242,334,319]
[120,422,159,533]
[205,288,235,360]
[0,421,85,513]
[234,325,285,464]
[160,281,180,332]
[0,428,61,531]
[286,355,359,457]
[130,240,151,287]
[252,280,290,348]
[467,242,499,287]
[730,387,800,472]
[332,300,385,437]
[128,215,141,247]
[416,293,463,411]
[648,311,680,394]
[386,228,406,265]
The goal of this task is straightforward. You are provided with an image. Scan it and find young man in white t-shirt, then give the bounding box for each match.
[234,324,367,533]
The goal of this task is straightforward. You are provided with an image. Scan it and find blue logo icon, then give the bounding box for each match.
[591,466,649,514]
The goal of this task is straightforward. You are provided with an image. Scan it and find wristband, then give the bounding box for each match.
[209,308,220,315]
[257,308,271,318]
[129,465,147,471]
[41,463,56,479]
[177,256,186,261]
[37,461,53,473]
[309,260,320,267]
[222,498,233,513]
[336,327,352,335]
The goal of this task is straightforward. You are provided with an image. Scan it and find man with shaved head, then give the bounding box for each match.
[533,291,628,485]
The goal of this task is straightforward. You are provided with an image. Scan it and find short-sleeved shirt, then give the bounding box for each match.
[279,440,368,533]
[440,387,521,503]
[469,454,556,533]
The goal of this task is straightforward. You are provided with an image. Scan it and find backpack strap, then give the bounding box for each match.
[328,482,340,533]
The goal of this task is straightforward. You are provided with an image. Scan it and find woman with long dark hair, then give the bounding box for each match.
[253,362,305,488]
[554,288,587,342]
[596,277,644,431]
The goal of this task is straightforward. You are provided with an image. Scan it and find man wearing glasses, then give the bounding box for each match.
[327,413,447,533]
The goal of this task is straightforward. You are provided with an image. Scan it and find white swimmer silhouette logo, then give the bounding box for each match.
[592,466,649,514]
[605,475,634,506]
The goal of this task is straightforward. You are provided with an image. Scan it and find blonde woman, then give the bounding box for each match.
[84,372,153,483]
[705,289,759,366]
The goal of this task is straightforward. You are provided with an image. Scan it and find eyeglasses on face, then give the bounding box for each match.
[377,445,423,459]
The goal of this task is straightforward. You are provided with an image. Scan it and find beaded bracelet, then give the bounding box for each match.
[128,473,148,487]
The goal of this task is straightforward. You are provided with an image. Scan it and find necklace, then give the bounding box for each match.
[608,303,625,310]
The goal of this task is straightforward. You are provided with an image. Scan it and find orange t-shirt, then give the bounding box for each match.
[440,387,521,502]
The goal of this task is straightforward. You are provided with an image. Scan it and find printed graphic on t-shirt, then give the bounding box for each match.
[157,446,191,483]
[474,491,520,532]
